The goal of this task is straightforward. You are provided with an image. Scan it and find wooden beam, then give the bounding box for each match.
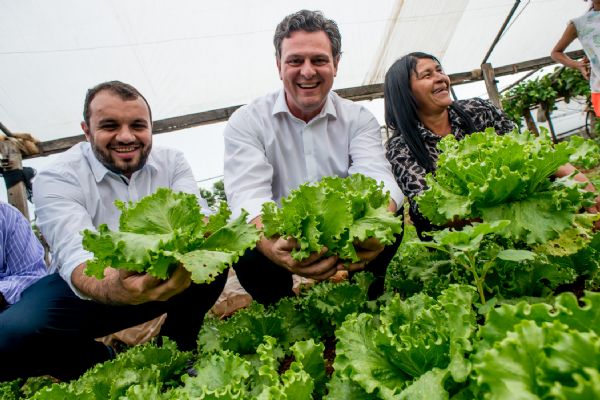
[37,134,86,155]
[24,50,586,159]
[522,109,539,136]
[500,69,539,94]
[153,105,242,134]
[482,63,502,109]
[0,140,29,218]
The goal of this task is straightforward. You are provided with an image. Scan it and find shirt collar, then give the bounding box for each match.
[82,142,158,183]
[272,89,337,122]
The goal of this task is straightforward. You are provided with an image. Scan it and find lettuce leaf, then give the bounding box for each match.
[416,129,596,245]
[331,285,477,399]
[83,188,259,283]
[472,291,600,399]
[566,135,600,170]
[262,174,402,263]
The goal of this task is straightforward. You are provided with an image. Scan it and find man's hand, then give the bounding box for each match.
[72,264,192,305]
[117,265,192,304]
[257,236,339,281]
[339,237,385,273]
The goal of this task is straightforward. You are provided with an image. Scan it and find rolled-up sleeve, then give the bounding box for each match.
[348,108,404,206]
[223,108,274,220]
[33,168,97,299]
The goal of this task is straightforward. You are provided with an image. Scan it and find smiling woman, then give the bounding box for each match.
[383,52,515,236]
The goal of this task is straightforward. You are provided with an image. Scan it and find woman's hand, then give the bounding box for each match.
[576,57,591,80]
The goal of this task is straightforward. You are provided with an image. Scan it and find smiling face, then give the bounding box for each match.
[277,30,339,122]
[81,90,152,178]
[410,57,453,115]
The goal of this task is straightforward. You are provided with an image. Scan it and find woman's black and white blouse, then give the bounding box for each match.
[385,97,515,234]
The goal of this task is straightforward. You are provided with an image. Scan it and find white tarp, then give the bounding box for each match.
[0,0,589,197]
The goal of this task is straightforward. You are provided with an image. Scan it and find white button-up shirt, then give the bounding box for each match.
[32,142,209,298]
[224,89,403,219]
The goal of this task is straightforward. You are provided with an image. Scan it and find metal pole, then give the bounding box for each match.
[482,0,522,65]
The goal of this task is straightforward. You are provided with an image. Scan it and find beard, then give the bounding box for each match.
[90,140,152,177]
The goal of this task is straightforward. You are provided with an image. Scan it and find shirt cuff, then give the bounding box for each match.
[384,183,405,208]
[198,197,214,216]
[60,253,94,301]
[234,198,273,222]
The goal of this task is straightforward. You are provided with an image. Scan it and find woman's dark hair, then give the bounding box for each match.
[384,52,475,172]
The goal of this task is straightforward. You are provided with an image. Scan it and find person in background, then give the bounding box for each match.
[223,10,404,305]
[384,52,600,236]
[0,81,227,381]
[0,201,47,311]
[551,0,600,118]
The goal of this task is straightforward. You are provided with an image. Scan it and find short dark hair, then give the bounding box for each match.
[273,10,342,60]
[83,81,152,126]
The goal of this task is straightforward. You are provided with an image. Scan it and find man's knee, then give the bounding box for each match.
[0,304,50,351]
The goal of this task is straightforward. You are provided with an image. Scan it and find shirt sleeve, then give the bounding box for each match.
[32,168,97,299]
[169,149,212,216]
[348,107,404,206]
[0,204,47,305]
[223,107,275,220]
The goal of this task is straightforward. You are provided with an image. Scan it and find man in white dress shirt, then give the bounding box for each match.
[0,81,227,381]
[224,10,404,304]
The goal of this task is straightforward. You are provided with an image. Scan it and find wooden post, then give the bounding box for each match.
[522,109,539,136]
[544,109,559,143]
[482,63,502,110]
[0,140,29,218]
[586,110,599,139]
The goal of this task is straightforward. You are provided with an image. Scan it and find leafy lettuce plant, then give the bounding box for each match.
[416,128,597,247]
[31,338,190,399]
[471,291,600,399]
[387,223,599,303]
[566,135,600,170]
[327,285,477,399]
[262,174,403,263]
[198,272,375,357]
[415,221,535,304]
[173,337,323,399]
[83,188,260,284]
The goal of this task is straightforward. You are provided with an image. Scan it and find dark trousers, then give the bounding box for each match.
[0,270,227,381]
[234,221,404,305]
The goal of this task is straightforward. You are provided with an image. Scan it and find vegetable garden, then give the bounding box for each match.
[2,68,600,399]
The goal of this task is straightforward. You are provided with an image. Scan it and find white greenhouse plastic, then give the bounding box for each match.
[0,0,590,192]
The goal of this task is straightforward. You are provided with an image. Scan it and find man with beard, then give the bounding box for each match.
[0,81,227,381]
